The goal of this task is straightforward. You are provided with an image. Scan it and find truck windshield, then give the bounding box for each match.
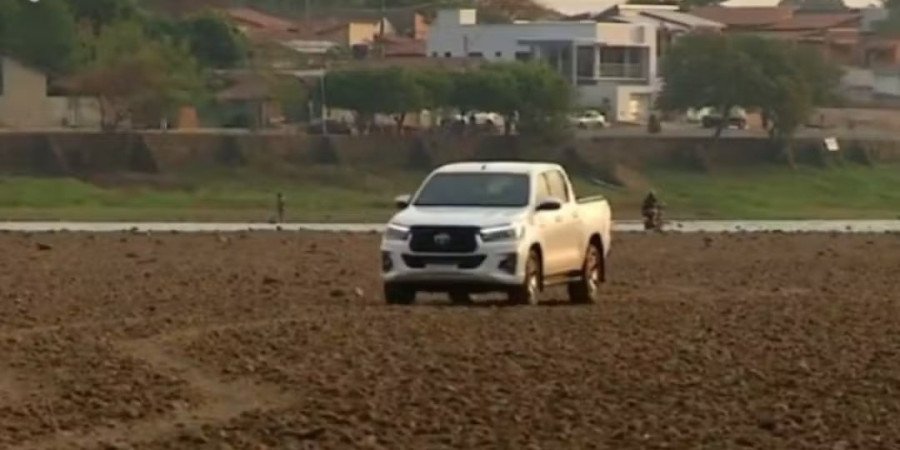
[414,173,530,207]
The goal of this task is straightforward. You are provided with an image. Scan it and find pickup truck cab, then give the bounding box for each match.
[381,162,612,305]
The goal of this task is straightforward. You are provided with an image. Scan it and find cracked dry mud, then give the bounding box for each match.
[0,231,899,449]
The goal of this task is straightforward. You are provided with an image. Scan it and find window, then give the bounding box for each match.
[576,45,596,80]
[431,52,438,57]
[414,173,531,208]
[444,52,452,58]
[495,51,502,58]
[515,51,532,61]
[535,174,551,201]
[545,171,570,202]
[468,52,484,58]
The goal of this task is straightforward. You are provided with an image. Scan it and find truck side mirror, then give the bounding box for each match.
[394,194,411,209]
[536,198,562,212]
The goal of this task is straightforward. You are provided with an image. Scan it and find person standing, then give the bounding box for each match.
[276,192,286,224]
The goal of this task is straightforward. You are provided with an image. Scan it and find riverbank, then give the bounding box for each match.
[1,164,898,221]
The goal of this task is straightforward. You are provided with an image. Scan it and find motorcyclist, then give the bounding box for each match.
[641,190,663,230]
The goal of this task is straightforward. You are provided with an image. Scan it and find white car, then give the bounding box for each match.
[569,110,608,129]
[380,162,613,305]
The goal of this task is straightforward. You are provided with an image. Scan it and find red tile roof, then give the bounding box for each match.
[379,36,426,57]
[690,6,795,28]
[765,12,860,31]
[226,7,298,33]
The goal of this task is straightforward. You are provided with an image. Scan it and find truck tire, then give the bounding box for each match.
[384,283,415,305]
[509,250,540,306]
[568,244,603,304]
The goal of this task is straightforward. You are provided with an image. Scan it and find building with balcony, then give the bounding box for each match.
[427,9,659,123]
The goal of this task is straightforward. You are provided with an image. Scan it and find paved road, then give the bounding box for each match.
[2,221,899,234]
[577,125,898,141]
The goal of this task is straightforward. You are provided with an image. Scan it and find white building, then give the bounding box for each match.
[427,9,659,123]
[874,67,900,98]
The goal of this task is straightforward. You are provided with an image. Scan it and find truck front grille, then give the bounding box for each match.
[409,226,479,254]
[402,255,486,269]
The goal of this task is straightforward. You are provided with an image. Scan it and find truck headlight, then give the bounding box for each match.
[384,224,410,241]
[480,225,522,243]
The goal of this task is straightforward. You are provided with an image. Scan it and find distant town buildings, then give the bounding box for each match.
[428,9,659,122]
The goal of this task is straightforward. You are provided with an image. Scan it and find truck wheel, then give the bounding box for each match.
[384,283,415,305]
[568,244,603,304]
[449,291,472,305]
[509,250,540,306]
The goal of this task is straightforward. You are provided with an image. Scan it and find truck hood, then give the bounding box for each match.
[390,206,529,228]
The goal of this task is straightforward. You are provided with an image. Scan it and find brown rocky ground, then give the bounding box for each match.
[1,231,899,449]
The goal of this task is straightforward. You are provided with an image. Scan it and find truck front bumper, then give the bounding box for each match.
[380,240,527,291]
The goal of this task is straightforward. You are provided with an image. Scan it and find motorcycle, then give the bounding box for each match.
[642,206,663,232]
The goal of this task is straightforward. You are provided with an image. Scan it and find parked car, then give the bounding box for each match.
[380,162,613,306]
[689,107,749,130]
[306,119,353,135]
[569,110,608,129]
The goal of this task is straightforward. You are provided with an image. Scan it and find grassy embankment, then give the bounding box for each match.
[0,164,898,222]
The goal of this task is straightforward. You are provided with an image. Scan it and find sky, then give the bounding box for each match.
[537,0,883,14]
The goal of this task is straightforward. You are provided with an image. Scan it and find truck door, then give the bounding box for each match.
[534,172,566,276]
[545,170,583,271]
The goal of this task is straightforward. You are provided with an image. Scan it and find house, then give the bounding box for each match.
[691,6,862,64]
[427,9,659,123]
[307,7,430,40]
[0,57,101,129]
[860,7,900,67]
[226,7,303,42]
[226,6,429,62]
[690,6,795,31]
[566,4,724,56]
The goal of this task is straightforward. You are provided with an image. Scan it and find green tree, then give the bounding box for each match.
[450,68,518,128]
[2,0,78,73]
[181,12,247,69]
[661,33,840,149]
[415,69,454,116]
[74,20,205,130]
[359,68,425,132]
[658,32,768,139]
[732,35,839,142]
[67,0,138,33]
[494,62,571,135]
[323,69,382,133]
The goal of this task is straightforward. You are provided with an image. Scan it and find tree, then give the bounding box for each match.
[415,69,454,121]
[2,0,78,73]
[180,12,247,69]
[323,69,382,133]
[67,0,138,33]
[495,62,571,135]
[74,20,205,130]
[660,33,841,149]
[450,68,519,130]
[448,63,569,135]
[659,32,769,140]
[373,68,427,132]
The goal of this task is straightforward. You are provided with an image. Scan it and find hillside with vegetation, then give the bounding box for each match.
[144,0,560,22]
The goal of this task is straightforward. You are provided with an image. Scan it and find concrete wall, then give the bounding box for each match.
[1,131,899,177]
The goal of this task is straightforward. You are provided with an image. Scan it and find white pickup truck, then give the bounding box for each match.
[380,162,612,305]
